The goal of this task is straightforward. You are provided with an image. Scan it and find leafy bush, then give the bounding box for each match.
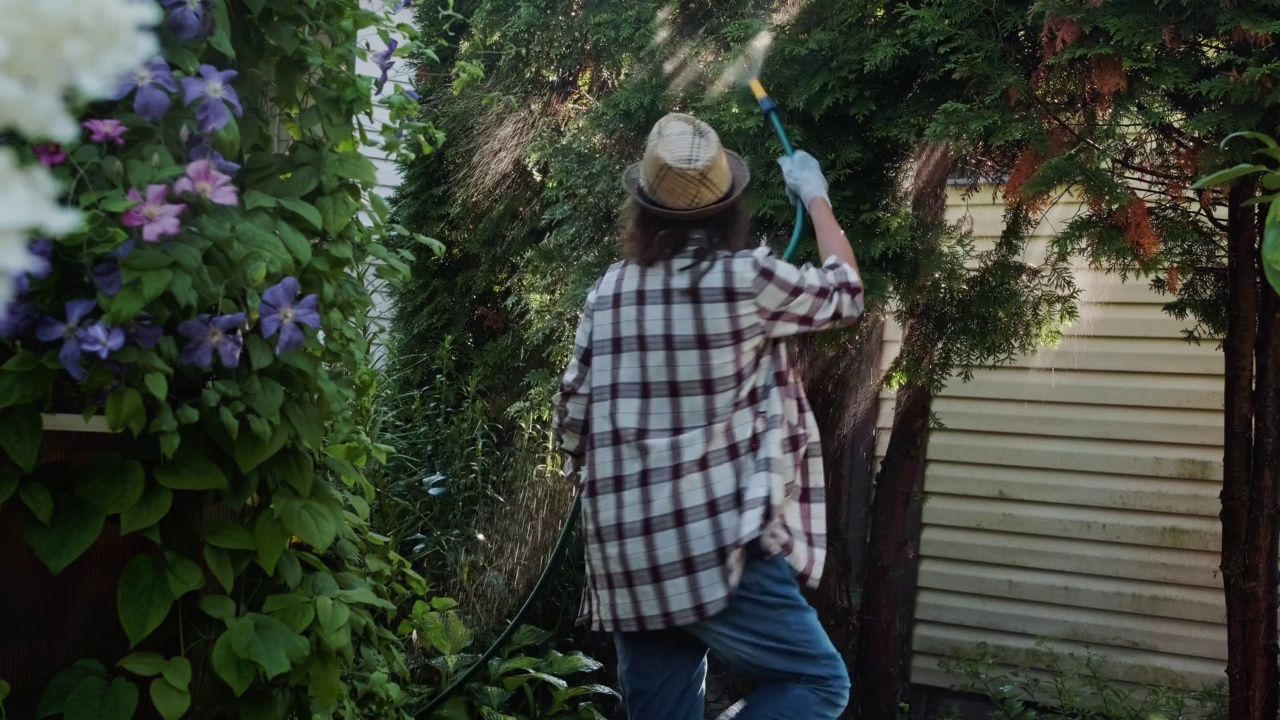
[401,597,617,719]
[939,643,1229,720]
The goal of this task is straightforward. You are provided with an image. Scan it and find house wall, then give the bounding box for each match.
[356,0,414,363]
[879,188,1229,691]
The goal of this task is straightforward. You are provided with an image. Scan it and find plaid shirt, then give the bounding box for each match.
[553,244,864,632]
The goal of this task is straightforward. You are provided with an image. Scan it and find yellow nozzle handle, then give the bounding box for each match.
[748,77,768,101]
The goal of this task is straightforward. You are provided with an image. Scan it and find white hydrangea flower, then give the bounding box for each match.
[0,0,158,307]
[0,0,160,140]
[0,148,80,308]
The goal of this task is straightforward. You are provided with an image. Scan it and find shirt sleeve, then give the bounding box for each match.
[552,284,596,473]
[750,246,865,338]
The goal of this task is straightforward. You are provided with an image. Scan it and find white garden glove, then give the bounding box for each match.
[777,150,830,208]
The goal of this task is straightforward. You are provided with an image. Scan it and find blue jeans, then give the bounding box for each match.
[613,552,851,720]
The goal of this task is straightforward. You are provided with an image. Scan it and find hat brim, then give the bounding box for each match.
[623,150,751,221]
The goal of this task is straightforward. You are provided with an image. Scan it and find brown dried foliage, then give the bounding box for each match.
[1166,265,1182,294]
[1162,26,1185,50]
[1089,55,1128,113]
[1005,147,1051,215]
[1041,16,1083,58]
[1232,27,1274,48]
[1113,195,1159,260]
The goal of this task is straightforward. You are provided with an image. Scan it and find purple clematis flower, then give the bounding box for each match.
[92,261,123,296]
[33,144,67,167]
[160,0,213,39]
[187,135,240,174]
[178,312,245,368]
[112,58,179,122]
[174,160,238,206]
[180,65,243,132]
[35,299,98,380]
[0,301,38,340]
[83,118,128,146]
[125,314,163,349]
[79,321,126,360]
[371,40,398,94]
[259,277,320,354]
[122,185,186,242]
[404,89,420,102]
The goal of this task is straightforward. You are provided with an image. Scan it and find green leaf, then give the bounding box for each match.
[161,657,192,690]
[149,678,191,720]
[539,651,603,676]
[106,387,147,436]
[120,249,173,271]
[242,376,285,419]
[1221,130,1278,149]
[120,484,173,535]
[0,403,41,471]
[280,164,320,197]
[309,654,341,709]
[144,372,169,400]
[0,365,53,408]
[78,453,145,514]
[118,555,176,646]
[206,518,259,550]
[106,286,147,325]
[26,498,107,575]
[118,652,166,677]
[138,269,174,303]
[20,480,53,523]
[275,219,313,265]
[37,659,105,718]
[155,448,229,490]
[1191,163,1268,190]
[64,676,138,720]
[276,494,339,550]
[263,593,316,633]
[212,631,257,697]
[246,334,276,371]
[1265,220,1280,297]
[328,152,379,185]
[285,400,324,449]
[317,193,359,235]
[199,594,238,623]
[244,190,278,210]
[278,197,324,230]
[165,551,205,597]
[227,613,311,679]
[214,115,241,158]
[233,425,291,473]
[0,470,17,504]
[278,549,303,589]
[204,545,236,593]
[254,510,291,574]
[271,450,315,496]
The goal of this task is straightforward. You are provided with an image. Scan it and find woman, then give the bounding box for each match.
[553,112,864,720]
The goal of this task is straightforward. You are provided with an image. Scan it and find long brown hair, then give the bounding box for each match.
[620,199,752,266]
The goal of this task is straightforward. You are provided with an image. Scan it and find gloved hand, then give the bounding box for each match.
[777,150,830,209]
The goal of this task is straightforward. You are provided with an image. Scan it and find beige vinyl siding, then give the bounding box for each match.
[356,0,413,360]
[878,188,1227,691]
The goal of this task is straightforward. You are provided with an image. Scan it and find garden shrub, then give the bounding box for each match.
[0,0,446,716]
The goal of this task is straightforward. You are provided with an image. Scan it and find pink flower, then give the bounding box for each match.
[173,160,238,206]
[83,119,128,146]
[33,144,67,167]
[121,185,187,243]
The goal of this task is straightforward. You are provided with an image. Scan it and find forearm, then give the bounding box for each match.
[807,198,860,276]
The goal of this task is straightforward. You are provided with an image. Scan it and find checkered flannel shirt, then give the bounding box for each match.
[553,244,864,632]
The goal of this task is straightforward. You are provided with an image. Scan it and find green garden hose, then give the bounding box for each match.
[413,79,804,719]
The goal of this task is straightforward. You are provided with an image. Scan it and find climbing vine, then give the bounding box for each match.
[0,0,445,717]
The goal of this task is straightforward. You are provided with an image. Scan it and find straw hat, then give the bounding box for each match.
[623,113,751,220]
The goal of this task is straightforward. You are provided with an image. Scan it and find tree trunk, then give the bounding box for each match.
[802,317,886,720]
[856,374,932,720]
[1221,178,1265,719]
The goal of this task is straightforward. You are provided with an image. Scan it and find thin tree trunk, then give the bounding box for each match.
[856,375,932,720]
[1221,179,1262,719]
[802,317,885,720]
[1242,226,1280,719]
